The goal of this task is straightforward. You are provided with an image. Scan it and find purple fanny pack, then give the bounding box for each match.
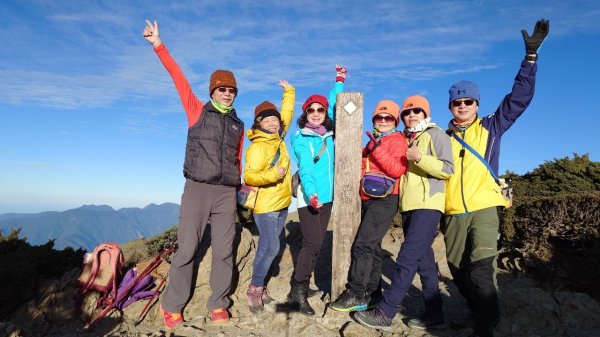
[362,173,395,198]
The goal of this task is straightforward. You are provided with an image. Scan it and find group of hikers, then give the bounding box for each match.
[142,18,549,337]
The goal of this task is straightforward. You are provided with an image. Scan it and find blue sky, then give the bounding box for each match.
[1,0,599,214]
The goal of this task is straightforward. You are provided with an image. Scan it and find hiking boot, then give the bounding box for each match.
[366,289,383,309]
[306,286,320,298]
[210,308,229,324]
[289,279,315,316]
[247,284,264,314]
[160,305,183,330]
[353,308,392,331]
[261,285,275,304]
[329,290,367,312]
[450,313,475,329]
[407,315,448,330]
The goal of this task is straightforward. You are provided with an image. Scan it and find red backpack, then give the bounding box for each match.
[77,242,124,309]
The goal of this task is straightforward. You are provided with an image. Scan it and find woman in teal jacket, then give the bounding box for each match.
[288,65,346,315]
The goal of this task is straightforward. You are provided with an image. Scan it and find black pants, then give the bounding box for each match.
[449,256,499,337]
[294,202,333,282]
[348,194,399,295]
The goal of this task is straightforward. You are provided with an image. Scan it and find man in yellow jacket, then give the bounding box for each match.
[443,19,549,337]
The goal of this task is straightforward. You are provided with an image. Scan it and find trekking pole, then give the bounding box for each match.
[134,276,167,326]
[84,240,177,329]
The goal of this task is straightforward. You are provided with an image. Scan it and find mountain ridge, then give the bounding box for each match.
[0,203,180,251]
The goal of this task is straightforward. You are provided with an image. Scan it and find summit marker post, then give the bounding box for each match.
[331,92,364,299]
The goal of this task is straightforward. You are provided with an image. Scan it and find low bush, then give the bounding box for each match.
[0,228,84,320]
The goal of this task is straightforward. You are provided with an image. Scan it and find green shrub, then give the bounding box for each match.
[500,153,599,245]
[512,153,599,198]
[0,228,84,320]
[496,154,600,299]
[508,192,600,298]
[144,225,177,257]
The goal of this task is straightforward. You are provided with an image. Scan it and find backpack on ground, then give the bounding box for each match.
[76,242,124,309]
[115,267,157,310]
[84,240,177,329]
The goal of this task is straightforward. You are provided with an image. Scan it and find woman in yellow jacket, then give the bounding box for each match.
[355,95,454,331]
[243,80,295,314]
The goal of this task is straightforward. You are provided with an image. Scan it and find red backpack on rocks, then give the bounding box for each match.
[76,242,124,309]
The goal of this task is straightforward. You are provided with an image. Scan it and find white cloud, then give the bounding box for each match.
[1,0,599,112]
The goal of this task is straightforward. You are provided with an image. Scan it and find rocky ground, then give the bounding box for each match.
[2,215,600,337]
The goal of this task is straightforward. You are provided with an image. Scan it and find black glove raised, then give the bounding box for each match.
[521,19,550,55]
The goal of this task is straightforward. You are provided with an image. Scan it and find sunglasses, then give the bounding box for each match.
[306,107,326,114]
[373,115,396,123]
[216,87,237,94]
[400,108,424,117]
[451,99,475,107]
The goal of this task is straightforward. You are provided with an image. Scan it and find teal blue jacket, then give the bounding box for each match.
[291,81,343,208]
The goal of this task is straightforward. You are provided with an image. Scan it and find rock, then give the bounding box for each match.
[497,287,600,337]
[340,321,383,337]
[0,322,24,337]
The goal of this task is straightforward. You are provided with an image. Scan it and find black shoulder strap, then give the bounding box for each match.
[449,132,500,184]
[268,140,283,168]
[313,141,328,163]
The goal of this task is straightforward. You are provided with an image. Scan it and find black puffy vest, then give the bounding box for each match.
[183,102,244,186]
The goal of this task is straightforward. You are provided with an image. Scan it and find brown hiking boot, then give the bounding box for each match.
[261,285,275,304]
[247,284,264,313]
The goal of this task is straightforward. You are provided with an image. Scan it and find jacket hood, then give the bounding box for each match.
[299,128,334,138]
[246,128,281,144]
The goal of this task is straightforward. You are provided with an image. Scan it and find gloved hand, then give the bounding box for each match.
[521,19,550,55]
[309,194,323,209]
[365,131,379,153]
[336,65,347,83]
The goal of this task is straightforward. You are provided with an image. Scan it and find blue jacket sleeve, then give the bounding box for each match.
[327,81,344,123]
[481,59,537,174]
[483,60,537,136]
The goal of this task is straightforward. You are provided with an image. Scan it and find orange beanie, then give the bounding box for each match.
[372,100,400,125]
[401,95,430,118]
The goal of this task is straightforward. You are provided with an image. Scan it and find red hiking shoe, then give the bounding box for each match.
[211,308,230,324]
[160,305,183,329]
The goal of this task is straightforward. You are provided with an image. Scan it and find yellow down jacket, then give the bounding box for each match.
[243,86,295,214]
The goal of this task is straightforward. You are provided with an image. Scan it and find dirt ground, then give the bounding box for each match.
[3,212,599,337]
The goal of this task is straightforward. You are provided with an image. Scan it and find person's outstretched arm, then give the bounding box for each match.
[487,19,550,135]
[279,80,295,136]
[143,19,203,127]
[327,65,347,122]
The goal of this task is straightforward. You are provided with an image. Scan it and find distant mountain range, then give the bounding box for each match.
[0,203,180,251]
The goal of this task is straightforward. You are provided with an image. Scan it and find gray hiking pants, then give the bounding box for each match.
[162,179,237,312]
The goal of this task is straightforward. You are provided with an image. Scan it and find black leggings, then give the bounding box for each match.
[293,203,333,282]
